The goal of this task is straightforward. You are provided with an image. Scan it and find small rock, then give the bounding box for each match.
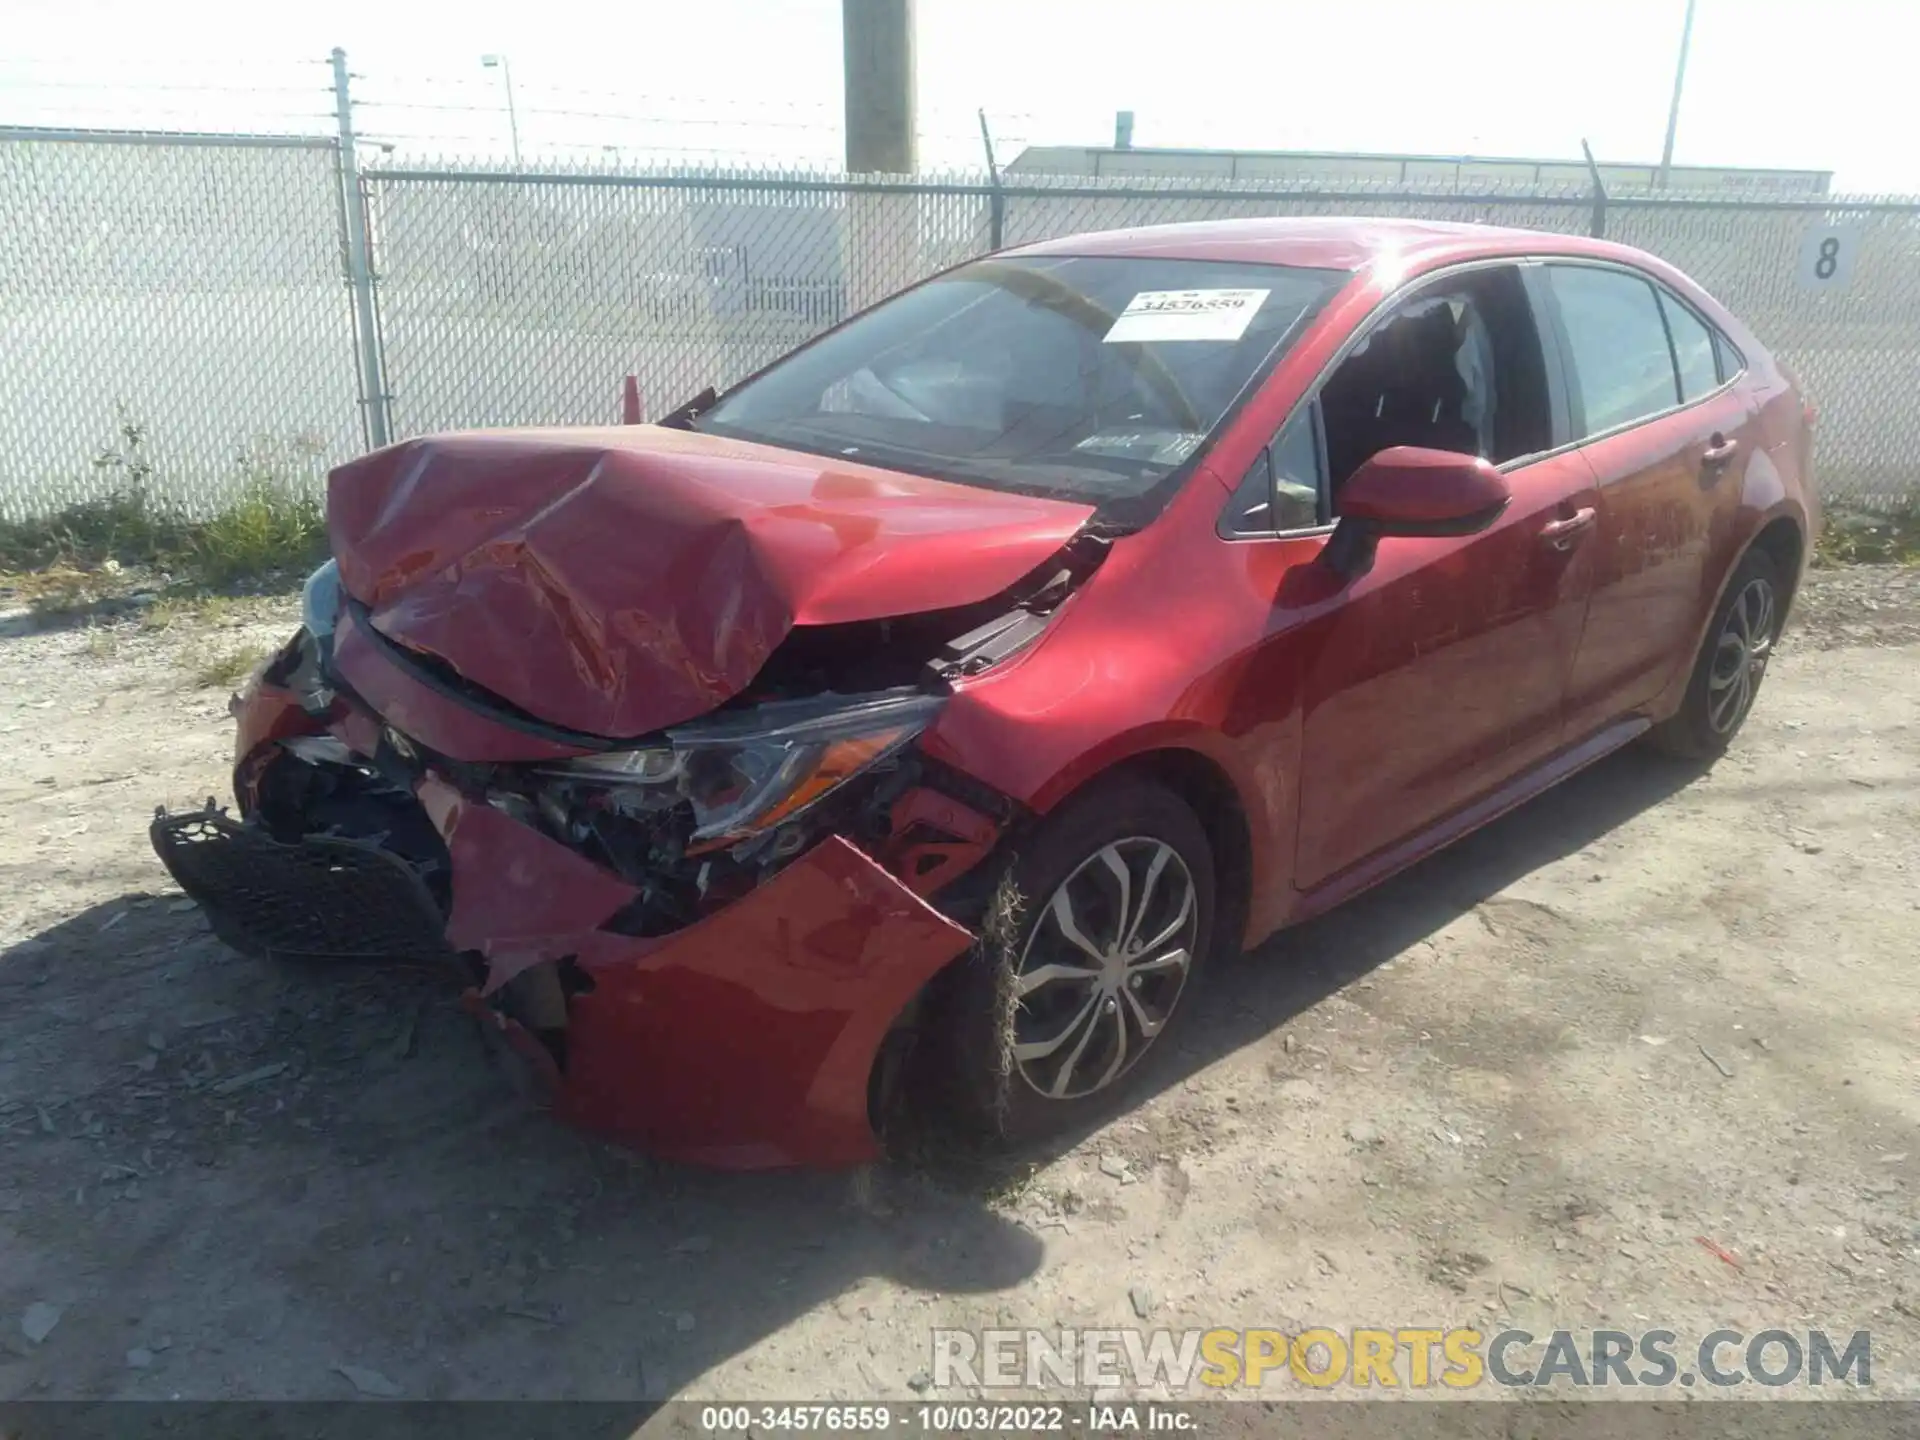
[126,1347,154,1369]
[1128,1285,1156,1319]
[674,1313,696,1333]
[1589,872,1604,883]
[1798,841,1824,855]
[167,900,197,914]
[1346,1120,1381,1147]
[21,1302,63,1344]
[1098,1154,1130,1180]
[1283,1034,1296,1054]
[335,1363,403,1397]
[671,1235,713,1255]
[1882,1154,1909,1165]
[907,1370,933,1394]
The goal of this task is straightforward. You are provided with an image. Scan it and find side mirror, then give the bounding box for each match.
[1323,446,1512,577]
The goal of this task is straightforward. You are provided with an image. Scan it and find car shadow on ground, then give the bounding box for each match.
[0,744,1698,1406]
[0,893,1039,1404]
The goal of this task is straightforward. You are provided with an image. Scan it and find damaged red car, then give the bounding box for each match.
[151,218,1817,1169]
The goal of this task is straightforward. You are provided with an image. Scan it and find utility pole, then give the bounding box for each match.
[482,53,522,165]
[1657,0,1698,188]
[842,0,916,174]
[330,47,391,450]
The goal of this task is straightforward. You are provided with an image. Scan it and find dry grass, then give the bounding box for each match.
[1815,504,1920,567]
[187,641,272,691]
[0,424,327,612]
[139,592,246,633]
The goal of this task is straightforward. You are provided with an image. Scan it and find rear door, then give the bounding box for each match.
[1540,264,1759,738]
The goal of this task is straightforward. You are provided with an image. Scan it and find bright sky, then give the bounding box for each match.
[4,0,1915,191]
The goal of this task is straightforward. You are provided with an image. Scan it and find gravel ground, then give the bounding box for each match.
[0,565,1916,1406]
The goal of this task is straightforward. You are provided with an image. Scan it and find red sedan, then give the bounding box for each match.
[152,218,1817,1168]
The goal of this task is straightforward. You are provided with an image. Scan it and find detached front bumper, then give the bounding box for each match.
[154,659,981,1170]
[151,809,453,963]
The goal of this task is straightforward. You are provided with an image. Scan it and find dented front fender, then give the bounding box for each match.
[419,780,975,1168]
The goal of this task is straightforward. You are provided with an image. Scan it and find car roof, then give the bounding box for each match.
[1004,215,1638,273]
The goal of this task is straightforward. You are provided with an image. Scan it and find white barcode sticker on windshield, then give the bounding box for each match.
[1103,288,1270,343]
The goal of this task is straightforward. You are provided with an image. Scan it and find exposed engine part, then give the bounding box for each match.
[740,528,1113,699]
[928,528,1112,682]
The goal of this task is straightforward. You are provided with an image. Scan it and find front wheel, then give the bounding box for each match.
[1646,547,1784,759]
[932,778,1216,1144]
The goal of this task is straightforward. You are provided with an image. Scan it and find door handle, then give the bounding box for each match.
[1539,506,1596,551]
[1702,433,1740,467]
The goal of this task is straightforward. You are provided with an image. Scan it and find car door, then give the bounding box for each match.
[1538,263,1760,739]
[1276,263,1601,891]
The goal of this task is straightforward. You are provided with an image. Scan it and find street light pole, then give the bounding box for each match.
[1657,0,1698,189]
[481,54,522,165]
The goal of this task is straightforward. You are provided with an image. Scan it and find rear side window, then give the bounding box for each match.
[1659,290,1722,401]
[1547,266,1681,435]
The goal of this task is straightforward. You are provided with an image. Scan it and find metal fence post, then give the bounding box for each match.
[1581,138,1609,240]
[978,109,1005,250]
[331,47,392,449]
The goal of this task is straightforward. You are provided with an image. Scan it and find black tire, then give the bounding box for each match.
[932,778,1215,1144]
[1646,547,1784,760]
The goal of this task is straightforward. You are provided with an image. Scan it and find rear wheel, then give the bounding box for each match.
[1646,548,1783,759]
[933,779,1215,1144]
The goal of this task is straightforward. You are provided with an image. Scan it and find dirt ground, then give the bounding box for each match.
[1,565,1916,1407]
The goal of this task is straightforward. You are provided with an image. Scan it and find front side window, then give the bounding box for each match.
[1548,265,1682,435]
[1318,265,1551,498]
[694,255,1346,523]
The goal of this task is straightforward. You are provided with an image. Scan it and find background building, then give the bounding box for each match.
[1005,144,1832,196]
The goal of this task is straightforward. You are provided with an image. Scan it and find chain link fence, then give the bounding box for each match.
[4,128,1918,519]
[0,130,365,520]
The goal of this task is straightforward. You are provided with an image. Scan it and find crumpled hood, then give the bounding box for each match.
[328,426,1095,738]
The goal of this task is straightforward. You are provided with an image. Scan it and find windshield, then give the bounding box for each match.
[693,255,1346,520]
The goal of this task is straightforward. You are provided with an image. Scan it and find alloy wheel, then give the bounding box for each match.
[1707,576,1777,735]
[1011,837,1200,1101]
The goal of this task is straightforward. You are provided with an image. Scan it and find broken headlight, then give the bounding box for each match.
[301,558,343,643]
[544,691,942,843]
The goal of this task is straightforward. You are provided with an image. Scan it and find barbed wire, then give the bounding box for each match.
[0,53,1034,168]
